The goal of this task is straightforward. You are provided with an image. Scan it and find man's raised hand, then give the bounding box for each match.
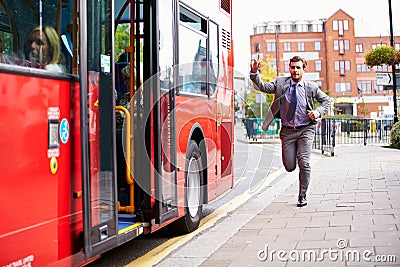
[250,54,262,73]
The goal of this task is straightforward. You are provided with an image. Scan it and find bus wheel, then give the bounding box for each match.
[174,140,203,234]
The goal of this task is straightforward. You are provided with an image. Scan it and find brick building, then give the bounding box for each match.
[250,9,400,118]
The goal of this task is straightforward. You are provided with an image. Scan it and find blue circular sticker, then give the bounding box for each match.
[59,118,70,144]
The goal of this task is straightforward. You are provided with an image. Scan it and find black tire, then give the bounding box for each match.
[173,140,203,234]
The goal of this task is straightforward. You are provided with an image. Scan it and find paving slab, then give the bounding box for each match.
[156,145,400,267]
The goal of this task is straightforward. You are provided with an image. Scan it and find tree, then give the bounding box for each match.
[259,58,277,83]
[0,32,13,55]
[114,24,143,62]
[115,24,130,59]
[359,99,369,118]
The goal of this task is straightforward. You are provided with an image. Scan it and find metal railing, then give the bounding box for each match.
[313,118,393,156]
[244,118,280,141]
[243,118,393,156]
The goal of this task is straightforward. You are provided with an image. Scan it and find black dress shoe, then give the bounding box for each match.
[297,196,307,207]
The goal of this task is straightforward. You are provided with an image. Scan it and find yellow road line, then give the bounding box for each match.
[127,167,286,267]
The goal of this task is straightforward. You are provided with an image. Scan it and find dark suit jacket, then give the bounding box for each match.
[249,73,331,131]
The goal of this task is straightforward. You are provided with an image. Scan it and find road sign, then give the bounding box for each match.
[256,93,266,103]
[376,72,393,86]
[383,74,400,90]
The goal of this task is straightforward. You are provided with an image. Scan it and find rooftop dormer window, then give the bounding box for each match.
[295,21,309,32]
[279,21,292,33]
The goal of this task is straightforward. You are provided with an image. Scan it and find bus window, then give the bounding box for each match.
[178,6,208,95]
[208,21,219,96]
[0,0,75,74]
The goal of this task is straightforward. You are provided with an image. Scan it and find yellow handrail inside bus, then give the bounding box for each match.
[115,105,135,213]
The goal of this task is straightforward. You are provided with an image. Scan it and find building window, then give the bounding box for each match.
[356,64,371,72]
[373,81,385,94]
[339,61,345,75]
[356,44,363,53]
[267,42,276,52]
[335,82,351,93]
[267,24,277,33]
[334,40,339,50]
[372,43,386,49]
[284,60,289,72]
[344,40,350,50]
[255,43,260,52]
[334,60,350,74]
[339,40,345,54]
[311,22,323,32]
[373,65,388,72]
[396,43,400,50]
[315,41,321,51]
[333,20,348,36]
[297,42,305,51]
[280,22,292,33]
[315,60,322,71]
[334,40,350,53]
[346,61,351,70]
[357,80,373,94]
[333,20,338,30]
[343,20,349,30]
[296,23,308,32]
[338,21,344,36]
[284,42,291,52]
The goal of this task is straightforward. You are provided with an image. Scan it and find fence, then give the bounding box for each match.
[243,118,393,156]
[313,118,393,156]
[244,118,280,141]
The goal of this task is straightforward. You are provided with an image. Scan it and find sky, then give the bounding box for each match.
[232,0,400,75]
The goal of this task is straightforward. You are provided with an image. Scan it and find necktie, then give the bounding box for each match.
[286,83,298,121]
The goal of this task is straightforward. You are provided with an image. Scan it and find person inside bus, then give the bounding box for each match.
[250,55,331,207]
[115,64,137,206]
[116,64,137,126]
[120,64,132,102]
[23,25,67,73]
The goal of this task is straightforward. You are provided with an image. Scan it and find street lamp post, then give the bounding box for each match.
[267,23,279,77]
[275,30,279,76]
[388,0,398,123]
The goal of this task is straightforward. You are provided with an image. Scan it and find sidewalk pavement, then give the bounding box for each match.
[157,129,400,266]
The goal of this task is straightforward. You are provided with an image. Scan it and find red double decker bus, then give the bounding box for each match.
[0,0,234,265]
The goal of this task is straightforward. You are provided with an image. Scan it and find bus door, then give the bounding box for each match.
[208,20,222,185]
[80,0,118,259]
[155,0,179,224]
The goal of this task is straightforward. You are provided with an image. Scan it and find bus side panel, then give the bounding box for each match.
[218,42,235,188]
[57,81,84,260]
[174,96,218,204]
[216,36,235,196]
[0,73,83,266]
[215,88,233,197]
